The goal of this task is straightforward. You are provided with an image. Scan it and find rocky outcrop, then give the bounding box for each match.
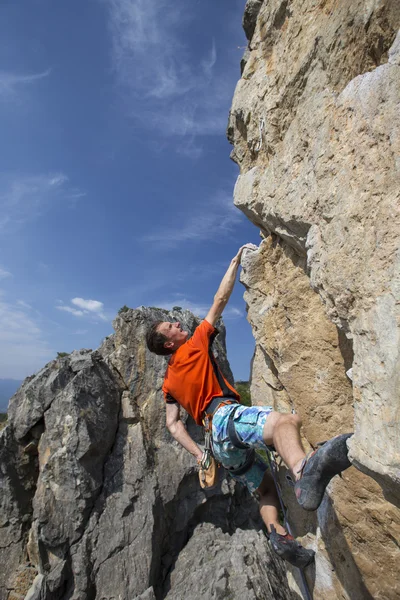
[230,0,400,598]
[230,0,400,496]
[0,307,294,600]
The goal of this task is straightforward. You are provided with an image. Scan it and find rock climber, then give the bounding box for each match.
[146,243,352,568]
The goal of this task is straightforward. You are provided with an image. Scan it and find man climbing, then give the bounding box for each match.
[146,243,352,569]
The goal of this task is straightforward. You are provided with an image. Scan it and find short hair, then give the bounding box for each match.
[146,321,173,356]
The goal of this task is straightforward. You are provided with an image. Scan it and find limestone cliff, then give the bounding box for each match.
[0,308,293,600]
[231,0,400,598]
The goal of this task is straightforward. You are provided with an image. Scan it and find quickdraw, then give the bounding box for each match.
[201,415,214,470]
[198,413,220,490]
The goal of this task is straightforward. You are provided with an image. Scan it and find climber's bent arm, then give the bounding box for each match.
[166,402,203,461]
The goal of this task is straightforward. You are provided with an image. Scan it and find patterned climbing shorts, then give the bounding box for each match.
[211,403,274,494]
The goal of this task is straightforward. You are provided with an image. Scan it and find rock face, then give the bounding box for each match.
[240,239,400,600]
[230,0,400,495]
[229,0,400,598]
[2,4,400,600]
[0,308,294,600]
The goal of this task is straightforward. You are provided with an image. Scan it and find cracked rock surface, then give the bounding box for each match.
[230,0,400,494]
[0,307,294,600]
[232,1,400,598]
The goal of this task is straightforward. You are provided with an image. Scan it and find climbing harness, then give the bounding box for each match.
[266,439,314,600]
[227,448,256,477]
[225,404,256,475]
[227,405,250,449]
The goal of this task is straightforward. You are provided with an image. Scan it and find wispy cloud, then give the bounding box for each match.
[141,190,242,248]
[17,300,32,310]
[0,69,51,101]
[150,296,243,320]
[0,267,12,280]
[56,297,108,322]
[0,173,85,233]
[105,0,235,154]
[57,305,85,317]
[0,298,54,379]
[37,262,50,275]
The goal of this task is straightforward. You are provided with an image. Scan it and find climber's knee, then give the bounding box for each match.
[263,411,302,444]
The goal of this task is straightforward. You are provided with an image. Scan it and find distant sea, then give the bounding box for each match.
[0,379,22,412]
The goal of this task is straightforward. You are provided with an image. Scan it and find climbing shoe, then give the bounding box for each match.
[269,525,315,569]
[294,433,353,511]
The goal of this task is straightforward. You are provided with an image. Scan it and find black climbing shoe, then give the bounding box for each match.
[269,525,315,569]
[294,433,353,511]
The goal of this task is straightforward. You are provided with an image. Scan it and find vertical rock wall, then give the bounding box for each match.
[241,239,399,599]
[231,1,400,598]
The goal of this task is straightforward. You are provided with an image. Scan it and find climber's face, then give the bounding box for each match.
[157,321,188,351]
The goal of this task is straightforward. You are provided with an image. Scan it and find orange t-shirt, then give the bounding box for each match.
[162,319,240,425]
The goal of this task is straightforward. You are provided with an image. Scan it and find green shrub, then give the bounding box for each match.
[118,305,130,314]
[235,381,251,406]
[57,352,69,358]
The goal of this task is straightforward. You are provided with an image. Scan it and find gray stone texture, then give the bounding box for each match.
[243,0,264,41]
[0,308,294,600]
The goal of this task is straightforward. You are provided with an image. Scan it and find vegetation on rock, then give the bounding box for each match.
[0,413,7,431]
[235,381,251,406]
[118,305,130,314]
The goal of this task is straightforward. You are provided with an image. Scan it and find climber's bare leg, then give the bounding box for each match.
[257,469,316,567]
[263,412,306,480]
[257,471,286,535]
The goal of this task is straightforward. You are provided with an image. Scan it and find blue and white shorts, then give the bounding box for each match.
[211,403,273,494]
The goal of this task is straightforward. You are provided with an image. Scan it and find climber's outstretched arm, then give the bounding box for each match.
[166,402,203,461]
[205,243,257,327]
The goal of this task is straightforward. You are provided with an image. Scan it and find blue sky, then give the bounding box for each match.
[0,0,260,382]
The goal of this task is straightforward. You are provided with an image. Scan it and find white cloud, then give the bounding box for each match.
[0,299,54,379]
[17,300,32,310]
[105,0,235,151]
[108,0,193,99]
[0,173,85,233]
[176,137,203,160]
[48,174,68,186]
[141,190,242,248]
[72,298,104,313]
[73,329,88,335]
[155,298,209,318]
[57,305,85,317]
[0,69,51,101]
[0,268,12,280]
[150,297,243,320]
[224,306,244,319]
[57,298,108,322]
[67,190,87,205]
